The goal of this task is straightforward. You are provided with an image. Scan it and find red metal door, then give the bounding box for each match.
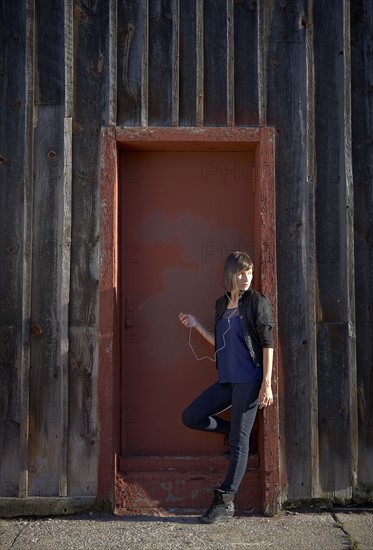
[121,150,256,457]
[99,127,278,514]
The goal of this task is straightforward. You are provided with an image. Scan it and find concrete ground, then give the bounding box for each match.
[0,509,372,550]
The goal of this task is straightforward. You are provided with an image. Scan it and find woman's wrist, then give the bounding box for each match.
[195,321,202,332]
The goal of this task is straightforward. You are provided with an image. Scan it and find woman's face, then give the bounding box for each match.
[235,269,253,293]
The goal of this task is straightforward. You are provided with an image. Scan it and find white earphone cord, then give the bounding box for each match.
[188,308,237,363]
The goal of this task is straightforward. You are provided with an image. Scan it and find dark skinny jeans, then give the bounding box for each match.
[182,379,261,494]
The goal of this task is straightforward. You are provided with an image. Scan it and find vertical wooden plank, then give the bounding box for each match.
[0,324,20,497]
[19,0,35,499]
[61,0,74,500]
[179,0,197,126]
[343,0,358,498]
[234,0,259,125]
[226,0,234,127]
[266,0,313,500]
[196,0,204,126]
[304,0,319,498]
[142,0,149,126]
[350,0,373,501]
[68,327,99,498]
[69,0,110,497]
[65,0,74,119]
[117,0,145,126]
[148,0,173,126]
[204,0,227,126]
[314,0,357,500]
[28,105,65,497]
[0,0,31,498]
[257,0,272,126]
[27,0,69,499]
[108,0,117,125]
[34,0,64,105]
[316,327,352,495]
[171,0,180,126]
[59,117,72,498]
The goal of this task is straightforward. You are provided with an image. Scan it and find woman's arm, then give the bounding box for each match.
[259,347,273,409]
[179,312,215,346]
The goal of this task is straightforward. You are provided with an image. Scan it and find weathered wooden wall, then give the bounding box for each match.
[0,0,372,512]
[0,0,112,512]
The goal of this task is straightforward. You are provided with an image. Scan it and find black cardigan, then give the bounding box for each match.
[215,289,274,368]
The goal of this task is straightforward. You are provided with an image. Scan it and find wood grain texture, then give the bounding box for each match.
[117,0,145,125]
[179,0,197,126]
[64,0,74,117]
[314,0,357,500]
[317,325,352,498]
[19,0,35,498]
[27,0,69,499]
[108,0,118,125]
[68,327,99,497]
[141,0,149,126]
[35,0,64,105]
[68,0,110,496]
[59,117,73,497]
[304,0,319,498]
[227,0,234,126]
[70,0,110,328]
[266,0,313,501]
[148,0,173,125]
[28,105,66,497]
[203,0,227,126]
[171,0,180,126]
[351,0,373,499]
[0,0,28,497]
[196,0,204,126]
[234,0,259,125]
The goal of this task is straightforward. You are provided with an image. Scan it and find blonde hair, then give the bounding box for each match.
[222,252,253,292]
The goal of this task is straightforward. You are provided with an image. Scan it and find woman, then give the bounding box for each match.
[179,251,274,524]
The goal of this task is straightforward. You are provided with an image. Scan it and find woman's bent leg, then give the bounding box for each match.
[182,382,232,434]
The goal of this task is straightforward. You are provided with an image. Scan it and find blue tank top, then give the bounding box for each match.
[216,308,262,384]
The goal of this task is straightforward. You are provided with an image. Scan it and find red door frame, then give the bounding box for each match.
[98,126,280,515]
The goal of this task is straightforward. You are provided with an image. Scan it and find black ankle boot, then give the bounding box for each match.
[200,488,235,524]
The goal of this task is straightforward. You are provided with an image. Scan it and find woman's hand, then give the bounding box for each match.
[259,381,273,409]
[179,312,215,347]
[259,348,273,409]
[179,312,198,329]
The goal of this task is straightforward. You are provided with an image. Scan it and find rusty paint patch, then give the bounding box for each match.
[115,469,262,514]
